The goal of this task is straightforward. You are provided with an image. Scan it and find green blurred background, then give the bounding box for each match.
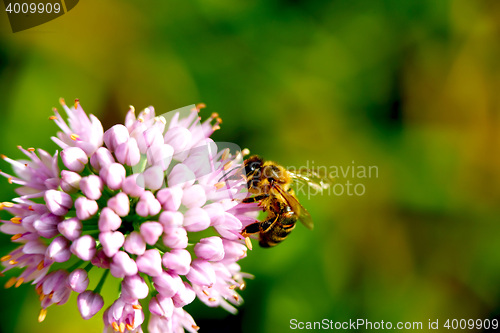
[1,0,500,332]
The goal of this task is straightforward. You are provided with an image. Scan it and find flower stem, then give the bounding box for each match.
[67,259,85,272]
[94,269,109,294]
[84,262,94,273]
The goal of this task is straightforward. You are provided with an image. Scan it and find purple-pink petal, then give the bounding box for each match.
[115,137,141,166]
[136,191,161,217]
[172,281,196,308]
[75,197,99,220]
[61,146,88,172]
[149,294,174,318]
[136,249,163,277]
[162,227,188,249]
[98,207,122,232]
[46,236,71,263]
[99,231,125,257]
[90,147,114,172]
[70,235,96,261]
[122,174,145,198]
[123,231,146,255]
[77,290,104,320]
[67,268,89,293]
[44,190,73,216]
[110,251,138,278]
[80,175,103,200]
[107,192,130,217]
[103,124,129,152]
[121,274,149,300]
[183,207,210,232]
[156,186,183,211]
[162,249,191,275]
[194,236,224,262]
[139,221,163,245]
[100,163,126,190]
[57,217,82,241]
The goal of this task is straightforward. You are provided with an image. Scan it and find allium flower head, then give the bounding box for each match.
[1,99,257,332]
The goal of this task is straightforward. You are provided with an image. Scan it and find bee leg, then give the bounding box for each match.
[241,222,261,237]
[259,215,279,233]
[242,194,269,204]
[241,214,277,237]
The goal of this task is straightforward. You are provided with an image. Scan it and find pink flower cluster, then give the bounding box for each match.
[0,100,257,332]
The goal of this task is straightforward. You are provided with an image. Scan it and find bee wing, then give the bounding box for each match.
[289,168,334,191]
[273,184,314,230]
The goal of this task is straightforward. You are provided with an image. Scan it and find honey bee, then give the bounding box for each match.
[239,155,331,248]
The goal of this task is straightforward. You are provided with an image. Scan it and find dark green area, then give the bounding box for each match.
[1,0,500,332]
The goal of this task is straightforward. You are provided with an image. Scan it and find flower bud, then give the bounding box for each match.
[164,126,192,153]
[99,231,125,258]
[194,236,224,261]
[107,192,130,217]
[98,207,122,232]
[90,147,114,172]
[183,207,210,232]
[115,137,141,166]
[138,165,164,191]
[80,175,103,200]
[181,184,207,208]
[77,291,104,320]
[149,294,173,318]
[100,163,126,190]
[122,174,145,198]
[33,213,61,238]
[143,126,164,150]
[123,231,146,255]
[57,217,82,241]
[172,281,196,308]
[158,211,183,229]
[222,239,247,262]
[156,186,183,211]
[136,249,163,277]
[203,202,225,226]
[103,124,129,152]
[167,163,195,188]
[60,170,81,193]
[121,274,149,301]
[91,249,111,269]
[186,259,216,287]
[75,197,98,220]
[139,221,163,245]
[162,249,191,275]
[162,227,188,249]
[146,143,173,171]
[61,147,88,173]
[70,235,96,261]
[110,251,138,278]
[68,268,89,293]
[136,191,161,217]
[44,190,73,216]
[153,271,182,298]
[41,270,69,298]
[46,236,71,263]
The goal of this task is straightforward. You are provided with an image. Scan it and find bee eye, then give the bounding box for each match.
[245,162,261,175]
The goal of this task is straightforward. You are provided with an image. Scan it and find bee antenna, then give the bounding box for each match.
[218,165,244,182]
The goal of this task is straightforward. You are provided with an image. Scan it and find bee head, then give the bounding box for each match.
[244,155,263,178]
